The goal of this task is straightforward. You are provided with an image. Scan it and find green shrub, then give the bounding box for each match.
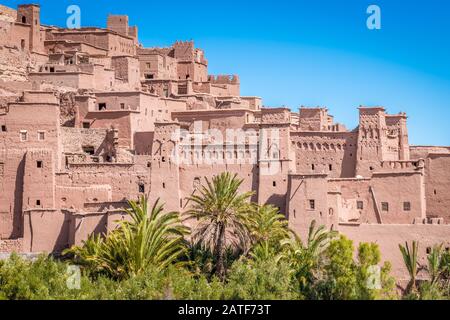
[222,257,298,300]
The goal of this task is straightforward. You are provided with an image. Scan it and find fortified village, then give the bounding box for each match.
[1,4,450,278]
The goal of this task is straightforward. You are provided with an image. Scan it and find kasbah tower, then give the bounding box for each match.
[0,3,449,279]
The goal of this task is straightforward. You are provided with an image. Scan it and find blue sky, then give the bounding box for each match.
[3,0,450,145]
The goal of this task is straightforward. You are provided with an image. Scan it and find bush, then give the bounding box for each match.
[222,257,298,300]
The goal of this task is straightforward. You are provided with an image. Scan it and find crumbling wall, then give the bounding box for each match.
[0,45,29,82]
[59,91,77,126]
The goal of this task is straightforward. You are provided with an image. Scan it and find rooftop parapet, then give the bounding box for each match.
[208,75,240,85]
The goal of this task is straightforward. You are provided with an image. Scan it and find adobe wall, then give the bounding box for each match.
[84,111,133,148]
[107,33,135,57]
[0,5,16,20]
[48,30,109,52]
[410,146,450,159]
[111,56,140,89]
[65,162,150,203]
[298,108,329,131]
[138,54,178,80]
[56,185,112,212]
[61,127,111,156]
[0,101,62,237]
[70,212,108,246]
[339,224,450,279]
[92,64,115,90]
[0,239,23,253]
[0,149,26,239]
[22,209,70,252]
[94,92,141,111]
[45,40,108,56]
[291,131,357,178]
[425,154,450,222]
[287,174,331,232]
[107,15,129,37]
[22,149,56,212]
[29,72,94,90]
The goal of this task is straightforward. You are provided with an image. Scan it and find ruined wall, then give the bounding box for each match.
[410,146,450,159]
[111,56,140,90]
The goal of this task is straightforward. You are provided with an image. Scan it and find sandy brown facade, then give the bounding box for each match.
[0,4,449,278]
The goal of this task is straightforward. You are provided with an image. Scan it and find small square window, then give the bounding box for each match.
[99,103,107,111]
[20,131,27,141]
[381,202,389,212]
[82,146,95,156]
[273,181,276,187]
[357,201,364,210]
[309,200,315,210]
[403,202,411,211]
[311,164,315,171]
[329,164,333,171]
[1,125,6,132]
[120,103,125,110]
[38,131,45,141]
[36,200,41,206]
[82,122,91,129]
[37,161,43,168]
[138,184,145,193]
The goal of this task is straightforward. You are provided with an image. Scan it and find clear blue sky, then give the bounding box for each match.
[3,0,450,145]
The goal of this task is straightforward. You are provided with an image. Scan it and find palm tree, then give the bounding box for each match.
[247,204,292,247]
[399,241,420,294]
[427,244,443,286]
[65,196,189,279]
[304,220,338,259]
[185,172,254,279]
[280,220,338,290]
